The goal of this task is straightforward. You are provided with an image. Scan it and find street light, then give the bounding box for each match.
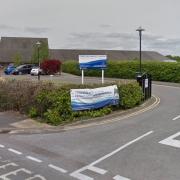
[36,41,41,80]
[136,26,145,75]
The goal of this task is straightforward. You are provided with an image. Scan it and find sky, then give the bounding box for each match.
[0,0,180,55]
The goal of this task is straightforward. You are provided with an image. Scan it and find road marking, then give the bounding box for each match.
[70,131,153,180]
[159,132,180,148]
[8,148,22,155]
[172,115,180,121]
[0,162,18,169]
[0,144,5,148]
[48,164,67,173]
[113,175,131,180]
[87,165,107,174]
[0,168,31,179]
[26,174,47,180]
[66,96,160,131]
[26,156,42,163]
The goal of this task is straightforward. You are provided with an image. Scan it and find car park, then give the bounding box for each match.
[4,64,16,75]
[12,64,34,75]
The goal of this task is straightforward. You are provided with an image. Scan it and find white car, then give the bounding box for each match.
[30,67,43,76]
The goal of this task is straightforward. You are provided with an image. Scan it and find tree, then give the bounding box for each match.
[41,59,62,75]
[13,52,22,66]
[166,55,180,62]
[31,41,49,64]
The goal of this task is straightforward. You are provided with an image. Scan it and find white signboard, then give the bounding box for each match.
[79,55,107,69]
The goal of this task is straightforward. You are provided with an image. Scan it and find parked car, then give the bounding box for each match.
[12,64,34,75]
[30,66,43,76]
[4,64,16,75]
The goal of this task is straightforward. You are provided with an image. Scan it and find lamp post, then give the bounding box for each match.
[36,41,41,80]
[136,26,145,75]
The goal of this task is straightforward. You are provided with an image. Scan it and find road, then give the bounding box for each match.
[0,84,180,180]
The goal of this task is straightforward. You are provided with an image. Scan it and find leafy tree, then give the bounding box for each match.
[31,41,49,64]
[41,59,62,75]
[13,52,22,66]
[166,55,180,62]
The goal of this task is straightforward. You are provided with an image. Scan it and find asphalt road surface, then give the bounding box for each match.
[0,84,180,180]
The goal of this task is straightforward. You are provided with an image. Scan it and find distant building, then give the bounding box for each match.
[49,49,170,62]
[0,37,48,63]
[0,36,170,63]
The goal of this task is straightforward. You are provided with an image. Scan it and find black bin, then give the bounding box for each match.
[136,73,152,100]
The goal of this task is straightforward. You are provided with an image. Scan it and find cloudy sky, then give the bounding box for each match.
[0,0,180,55]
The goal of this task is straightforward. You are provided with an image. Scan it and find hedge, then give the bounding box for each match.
[62,60,180,83]
[0,80,143,126]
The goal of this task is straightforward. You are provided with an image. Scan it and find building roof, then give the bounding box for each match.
[49,49,169,62]
[0,37,169,63]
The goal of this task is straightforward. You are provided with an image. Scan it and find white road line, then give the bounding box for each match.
[8,148,22,155]
[88,131,153,166]
[26,156,42,163]
[0,144,5,148]
[159,132,180,148]
[113,175,131,180]
[48,164,67,173]
[172,115,180,121]
[87,166,107,174]
[70,131,153,180]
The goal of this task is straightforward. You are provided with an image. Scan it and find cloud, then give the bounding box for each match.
[0,24,18,30]
[66,32,138,50]
[99,24,112,28]
[24,27,50,34]
[65,32,180,55]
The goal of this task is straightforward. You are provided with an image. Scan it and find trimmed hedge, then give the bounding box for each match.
[62,60,180,83]
[0,80,143,125]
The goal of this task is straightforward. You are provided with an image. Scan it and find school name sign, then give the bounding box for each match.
[70,85,119,111]
[79,55,107,69]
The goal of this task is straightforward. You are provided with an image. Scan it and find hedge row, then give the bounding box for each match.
[0,80,143,125]
[62,60,180,83]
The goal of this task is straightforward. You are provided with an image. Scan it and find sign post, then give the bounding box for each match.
[81,69,84,85]
[102,69,104,84]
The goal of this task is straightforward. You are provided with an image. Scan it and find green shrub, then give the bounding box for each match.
[118,83,143,108]
[0,80,53,112]
[62,60,180,83]
[0,79,143,126]
[28,107,38,118]
[44,109,63,125]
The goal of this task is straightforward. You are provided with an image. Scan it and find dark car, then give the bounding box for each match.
[12,64,34,75]
[4,64,16,75]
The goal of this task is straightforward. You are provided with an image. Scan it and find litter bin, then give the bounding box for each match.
[136,73,152,100]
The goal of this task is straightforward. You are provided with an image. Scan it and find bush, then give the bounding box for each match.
[0,80,53,112]
[118,83,143,108]
[31,82,143,125]
[62,60,180,83]
[0,80,143,126]
[41,59,62,75]
[28,107,38,118]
